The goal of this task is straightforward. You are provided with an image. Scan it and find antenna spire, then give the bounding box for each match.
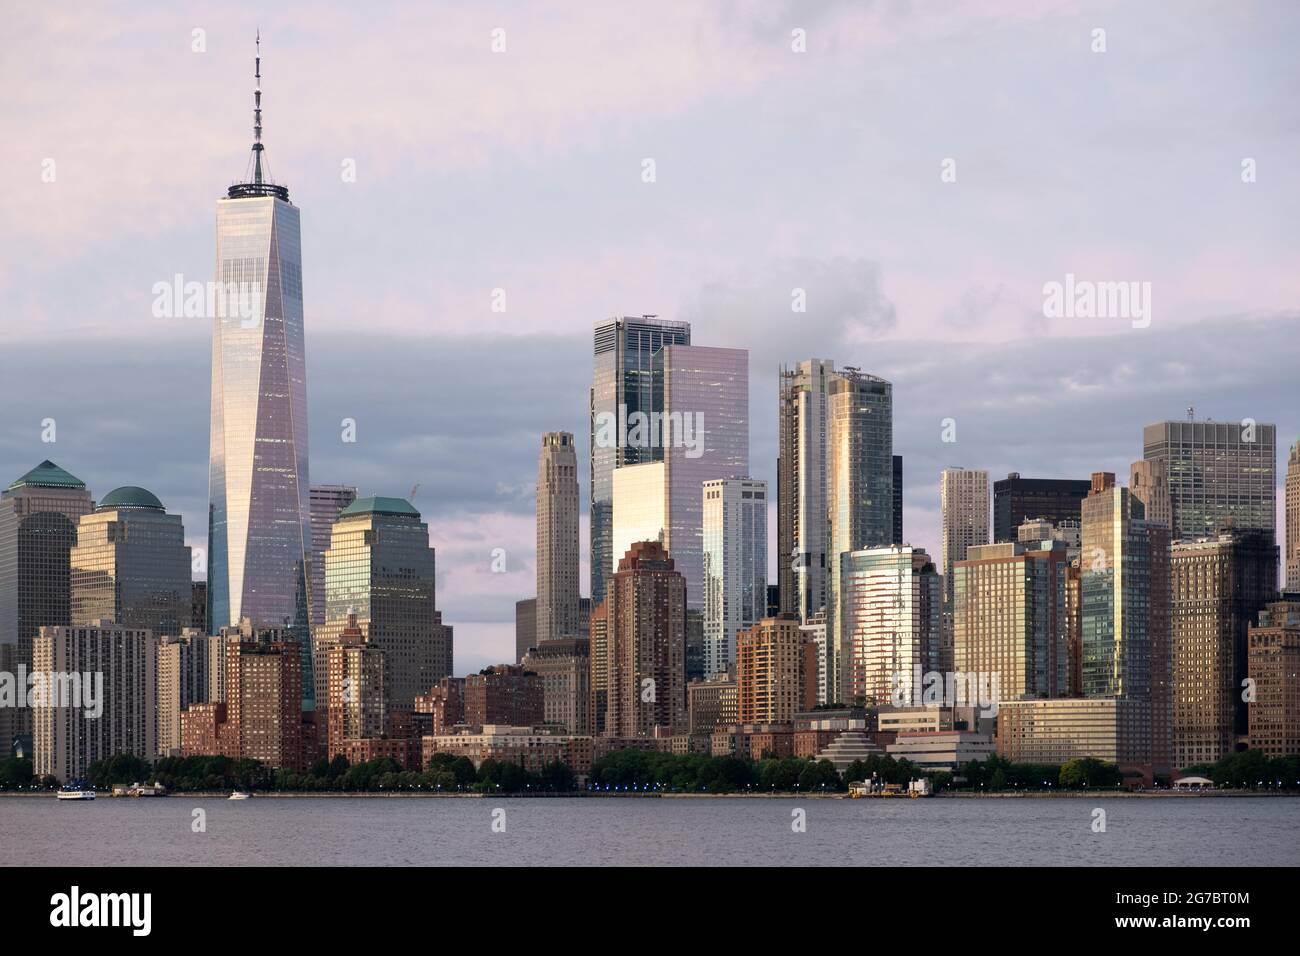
[252,30,264,185]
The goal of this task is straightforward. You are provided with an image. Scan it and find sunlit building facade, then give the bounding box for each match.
[777,359,836,621]
[702,477,767,676]
[536,432,581,644]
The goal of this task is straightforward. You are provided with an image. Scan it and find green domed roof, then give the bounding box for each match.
[98,486,164,511]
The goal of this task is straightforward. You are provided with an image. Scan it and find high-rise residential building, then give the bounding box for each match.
[589,316,691,607]
[656,344,749,612]
[70,486,191,637]
[33,624,158,782]
[309,484,357,633]
[588,605,610,735]
[799,611,829,705]
[611,461,666,575]
[825,370,893,700]
[777,359,836,621]
[940,468,990,614]
[415,677,466,735]
[1065,559,1083,696]
[838,545,941,707]
[0,462,94,693]
[314,497,449,716]
[1169,532,1276,769]
[207,42,313,695]
[515,597,536,664]
[736,616,810,724]
[157,629,213,757]
[463,665,544,729]
[536,432,580,644]
[325,611,386,759]
[595,541,687,737]
[954,541,1070,700]
[1129,459,1173,530]
[1142,417,1276,542]
[702,478,767,677]
[521,637,590,734]
[992,474,1090,543]
[1080,472,1171,773]
[1286,441,1300,592]
[892,455,904,545]
[1247,600,1300,757]
[221,632,308,771]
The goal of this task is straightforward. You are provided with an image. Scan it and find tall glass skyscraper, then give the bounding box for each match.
[777,359,836,621]
[589,317,691,608]
[207,39,313,705]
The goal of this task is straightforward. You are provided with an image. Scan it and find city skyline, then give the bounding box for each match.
[4,4,1299,675]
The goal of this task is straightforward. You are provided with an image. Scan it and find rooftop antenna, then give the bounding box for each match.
[1187,406,1195,421]
[409,483,420,501]
[252,30,264,185]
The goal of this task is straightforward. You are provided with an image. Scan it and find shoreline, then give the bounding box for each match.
[2,789,1296,799]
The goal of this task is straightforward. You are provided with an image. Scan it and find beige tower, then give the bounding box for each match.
[1286,441,1300,592]
[1130,459,1173,530]
[940,468,990,612]
[536,432,581,644]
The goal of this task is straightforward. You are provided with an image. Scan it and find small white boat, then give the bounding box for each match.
[228,790,252,801]
[57,787,96,801]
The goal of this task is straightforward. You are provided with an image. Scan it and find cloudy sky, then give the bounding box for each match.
[2,1,1297,671]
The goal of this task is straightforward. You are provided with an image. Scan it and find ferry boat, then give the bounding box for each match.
[57,783,96,801]
[228,791,252,801]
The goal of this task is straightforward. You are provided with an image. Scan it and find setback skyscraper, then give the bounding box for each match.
[536,432,580,644]
[71,486,191,637]
[208,40,313,698]
[589,316,690,607]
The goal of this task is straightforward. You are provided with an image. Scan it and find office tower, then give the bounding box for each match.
[992,474,1090,543]
[1080,472,1171,772]
[777,359,836,620]
[596,541,687,737]
[611,462,666,575]
[536,432,580,644]
[838,545,940,707]
[190,582,208,631]
[314,497,448,715]
[702,478,767,677]
[208,41,312,689]
[1287,441,1300,592]
[515,597,536,663]
[223,633,306,771]
[521,638,590,733]
[325,611,386,759]
[157,629,213,757]
[1247,600,1300,756]
[1065,559,1083,696]
[825,370,893,702]
[940,468,990,613]
[33,624,157,782]
[656,344,749,612]
[1142,417,1276,542]
[953,541,1069,700]
[1169,532,1276,768]
[463,665,544,728]
[1129,459,1173,530]
[0,462,94,689]
[892,455,904,545]
[996,698,1150,770]
[70,486,191,636]
[309,485,357,632]
[688,674,739,734]
[736,616,809,724]
[589,316,691,606]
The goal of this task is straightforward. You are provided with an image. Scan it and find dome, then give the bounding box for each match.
[98,486,164,511]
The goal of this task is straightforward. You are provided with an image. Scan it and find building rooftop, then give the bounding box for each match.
[97,486,164,511]
[339,495,420,518]
[6,460,85,492]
